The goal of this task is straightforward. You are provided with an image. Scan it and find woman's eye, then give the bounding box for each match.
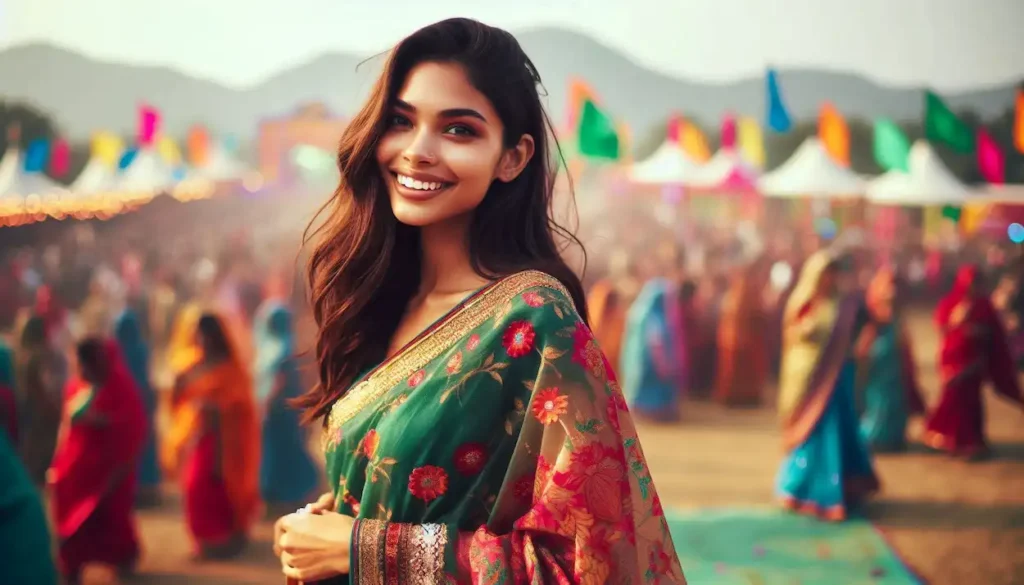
[388,114,411,128]
[444,124,476,137]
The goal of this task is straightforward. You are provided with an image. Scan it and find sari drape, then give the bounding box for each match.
[115,310,162,491]
[924,266,1022,456]
[0,431,58,585]
[619,279,683,421]
[715,271,768,407]
[320,270,685,584]
[50,340,147,578]
[254,302,319,503]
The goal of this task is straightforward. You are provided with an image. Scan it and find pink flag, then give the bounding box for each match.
[138,105,160,146]
[720,114,737,150]
[50,139,70,177]
[977,127,1005,184]
[666,112,683,143]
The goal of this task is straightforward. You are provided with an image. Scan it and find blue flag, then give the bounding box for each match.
[766,69,793,133]
[24,139,49,173]
[118,148,139,171]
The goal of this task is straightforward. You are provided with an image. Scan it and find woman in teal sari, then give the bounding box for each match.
[620,279,683,421]
[775,251,879,521]
[254,301,319,504]
[273,19,684,584]
[114,309,162,503]
[0,430,58,585]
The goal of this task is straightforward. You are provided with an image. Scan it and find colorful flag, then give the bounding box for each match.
[118,148,139,171]
[976,127,1005,184]
[1014,89,1024,154]
[766,69,792,133]
[187,126,211,166]
[720,114,737,150]
[566,78,598,137]
[49,139,70,178]
[924,91,974,153]
[24,139,49,172]
[577,99,620,160]
[157,136,182,165]
[818,103,850,166]
[738,117,765,168]
[666,112,684,143]
[138,104,160,146]
[91,132,124,166]
[872,119,911,172]
[681,121,711,162]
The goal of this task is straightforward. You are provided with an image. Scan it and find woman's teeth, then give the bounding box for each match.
[397,174,446,191]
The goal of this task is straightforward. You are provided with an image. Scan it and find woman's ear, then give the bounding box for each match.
[496,134,535,183]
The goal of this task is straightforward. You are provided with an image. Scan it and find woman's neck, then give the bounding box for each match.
[417,215,490,298]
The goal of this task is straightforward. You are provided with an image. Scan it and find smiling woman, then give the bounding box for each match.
[274,18,686,585]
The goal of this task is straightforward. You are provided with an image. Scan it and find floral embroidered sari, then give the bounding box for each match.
[320,270,685,584]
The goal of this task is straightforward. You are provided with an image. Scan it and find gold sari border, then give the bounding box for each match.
[353,521,450,585]
[355,518,387,585]
[327,270,571,429]
[403,523,448,585]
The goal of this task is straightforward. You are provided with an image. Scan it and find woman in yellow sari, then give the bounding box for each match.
[164,312,260,559]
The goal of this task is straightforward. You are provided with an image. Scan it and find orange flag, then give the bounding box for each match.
[818,103,850,166]
[681,121,711,162]
[187,125,211,167]
[1014,89,1024,154]
[566,78,599,136]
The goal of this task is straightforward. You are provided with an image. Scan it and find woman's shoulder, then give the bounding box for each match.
[481,270,580,323]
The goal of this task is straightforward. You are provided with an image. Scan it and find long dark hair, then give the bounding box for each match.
[298,18,587,422]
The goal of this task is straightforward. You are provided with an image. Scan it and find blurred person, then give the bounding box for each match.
[77,267,123,339]
[855,267,925,452]
[273,19,683,584]
[991,261,1024,370]
[114,310,162,505]
[254,302,319,505]
[34,283,73,354]
[620,279,683,421]
[16,315,66,485]
[164,312,259,560]
[924,266,1022,458]
[775,251,879,521]
[714,258,770,407]
[0,340,17,442]
[50,338,147,583]
[0,430,58,585]
[586,250,636,369]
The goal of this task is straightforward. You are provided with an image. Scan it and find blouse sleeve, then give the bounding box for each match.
[349,286,686,584]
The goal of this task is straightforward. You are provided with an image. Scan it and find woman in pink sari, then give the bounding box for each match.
[924,265,1022,458]
[50,338,147,583]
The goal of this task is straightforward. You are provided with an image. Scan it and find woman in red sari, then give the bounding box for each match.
[50,338,147,583]
[715,259,770,407]
[924,265,1022,458]
[164,312,260,559]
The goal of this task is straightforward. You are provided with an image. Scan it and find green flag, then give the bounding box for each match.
[577,99,620,160]
[873,118,911,172]
[941,204,962,223]
[924,91,974,153]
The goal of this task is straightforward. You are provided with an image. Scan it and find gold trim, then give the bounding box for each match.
[403,523,449,585]
[326,270,571,430]
[357,518,387,585]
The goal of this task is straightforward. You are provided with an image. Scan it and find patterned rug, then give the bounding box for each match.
[665,508,926,585]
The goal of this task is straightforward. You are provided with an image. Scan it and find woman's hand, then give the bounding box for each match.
[308,491,336,514]
[275,511,355,581]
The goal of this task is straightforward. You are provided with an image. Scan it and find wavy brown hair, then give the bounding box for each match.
[296,18,588,422]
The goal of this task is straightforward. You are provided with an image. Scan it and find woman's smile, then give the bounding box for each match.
[389,170,455,201]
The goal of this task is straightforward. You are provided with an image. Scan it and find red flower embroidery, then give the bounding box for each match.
[647,541,673,578]
[650,492,664,517]
[408,370,426,387]
[555,443,626,523]
[359,429,380,459]
[453,442,488,475]
[531,387,568,425]
[446,351,463,374]
[502,321,535,358]
[343,492,361,516]
[572,322,609,381]
[522,291,545,307]
[466,334,481,351]
[408,465,449,502]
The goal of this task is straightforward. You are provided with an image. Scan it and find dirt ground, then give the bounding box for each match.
[98,310,1024,584]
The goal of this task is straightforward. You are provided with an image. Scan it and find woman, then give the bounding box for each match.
[164,312,260,559]
[0,430,58,585]
[924,265,1022,458]
[114,309,162,504]
[254,301,319,504]
[856,268,925,452]
[50,338,147,582]
[714,260,769,407]
[16,314,66,485]
[273,19,684,584]
[775,251,879,521]
[620,279,683,421]
[0,341,17,442]
[587,280,626,369]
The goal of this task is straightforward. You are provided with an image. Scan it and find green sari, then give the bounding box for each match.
[323,270,685,584]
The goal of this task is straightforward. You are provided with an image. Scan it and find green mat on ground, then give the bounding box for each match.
[666,508,926,585]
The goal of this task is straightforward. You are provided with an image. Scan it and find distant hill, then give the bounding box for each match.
[0,27,1017,140]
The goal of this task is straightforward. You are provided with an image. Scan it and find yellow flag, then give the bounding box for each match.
[90,132,124,166]
[681,121,711,162]
[157,136,183,165]
[1014,90,1024,154]
[737,117,765,168]
[818,103,850,166]
[960,202,991,235]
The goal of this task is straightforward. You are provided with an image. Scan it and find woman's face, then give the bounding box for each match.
[376,61,533,227]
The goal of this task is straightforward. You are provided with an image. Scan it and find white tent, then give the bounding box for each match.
[687,148,760,190]
[866,141,971,205]
[112,148,176,203]
[0,148,68,208]
[629,140,701,185]
[759,138,865,198]
[174,143,250,200]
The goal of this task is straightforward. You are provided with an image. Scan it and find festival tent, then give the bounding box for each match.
[111,147,177,205]
[629,140,701,185]
[174,141,250,200]
[759,138,865,198]
[687,148,760,191]
[0,147,68,220]
[866,141,971,205]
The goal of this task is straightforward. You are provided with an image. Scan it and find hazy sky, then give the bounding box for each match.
[2,0,1022,91]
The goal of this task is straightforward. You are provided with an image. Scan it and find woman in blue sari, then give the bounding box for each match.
[254,301,319,504]
[114,309,162,505]
[856,268,926,452]
[776,251,879,521]
[620,278,683,421]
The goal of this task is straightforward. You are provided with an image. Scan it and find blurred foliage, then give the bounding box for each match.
[2,100,100,185]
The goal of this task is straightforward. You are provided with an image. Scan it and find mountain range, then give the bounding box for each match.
[0,27,1018,141]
